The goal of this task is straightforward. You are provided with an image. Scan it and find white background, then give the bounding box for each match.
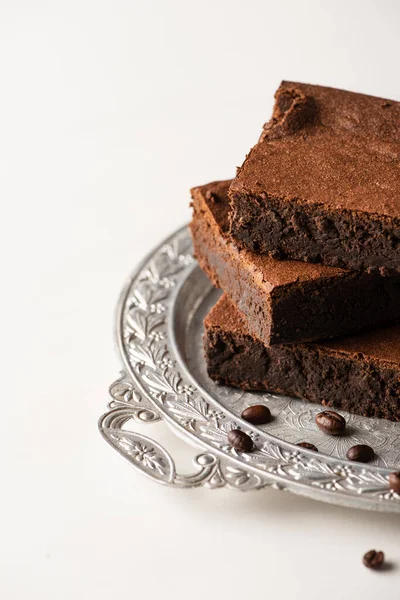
[2,1,400,598]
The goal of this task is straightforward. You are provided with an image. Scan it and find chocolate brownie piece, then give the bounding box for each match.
[229,81,400,272]
[191,180,400,345]
[204,295,400,421]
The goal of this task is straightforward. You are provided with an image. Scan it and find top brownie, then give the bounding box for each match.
[229,81,400,272]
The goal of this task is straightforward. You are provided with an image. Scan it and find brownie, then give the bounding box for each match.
[190,180,400,345]
[229,81,400,272]
[204,294,400,421]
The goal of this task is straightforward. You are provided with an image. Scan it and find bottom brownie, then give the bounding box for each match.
[204,295,400,421]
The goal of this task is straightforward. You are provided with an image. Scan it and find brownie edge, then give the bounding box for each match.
[204,295,400,422]
[191,179,400,345]
[229,81,400,272]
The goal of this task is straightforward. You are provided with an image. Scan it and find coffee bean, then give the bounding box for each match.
[241,404,272,425]
[315,410,346,435]
[388,471,400,495]
[346,444,374,463]
[227,429,253,453]
[363,550,385,570]
[297,442,318,452]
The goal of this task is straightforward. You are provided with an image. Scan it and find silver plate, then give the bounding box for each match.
[99,226,400,512]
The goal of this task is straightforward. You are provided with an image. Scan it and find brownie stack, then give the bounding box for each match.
[190,82,400,422]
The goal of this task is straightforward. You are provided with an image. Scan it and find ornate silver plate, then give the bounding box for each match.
[99,226,400,512]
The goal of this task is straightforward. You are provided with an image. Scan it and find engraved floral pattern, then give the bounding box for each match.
[117,435,168,475]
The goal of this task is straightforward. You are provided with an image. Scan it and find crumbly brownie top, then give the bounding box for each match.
[206,294,400,366]
[230,82,400,219]
[192,180,346,287]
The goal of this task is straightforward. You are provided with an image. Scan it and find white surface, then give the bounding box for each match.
[2,1,400,598]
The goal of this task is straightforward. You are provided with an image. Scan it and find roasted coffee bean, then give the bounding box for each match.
[315,410,346,435]
[227,429,253,453]
[363,550,385,570]
[388,471,400,495]
[346,444,374,463]
[241,404,272,425]
[297,442,318,452]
